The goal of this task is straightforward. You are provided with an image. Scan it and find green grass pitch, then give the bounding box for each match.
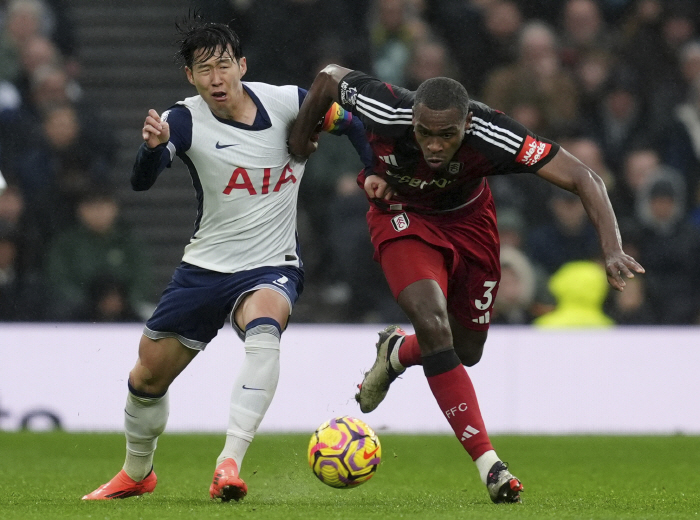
[0,431,698,519]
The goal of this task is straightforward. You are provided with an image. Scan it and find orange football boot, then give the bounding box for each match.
[82,469,157,500]
[209,458,247,501]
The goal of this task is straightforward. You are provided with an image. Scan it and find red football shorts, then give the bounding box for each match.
[367,184,501,331]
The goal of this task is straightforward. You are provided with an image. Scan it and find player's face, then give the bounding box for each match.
[186,45,246,116]
[413,104,470,171]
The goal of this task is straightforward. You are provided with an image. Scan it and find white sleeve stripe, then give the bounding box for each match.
[468,129,518,153]
[471,116,523,141]
[468,122,522,148]
[356,104,414,125]
[166,141,176,161]
[358,93,413,114]
[357,98,413,121]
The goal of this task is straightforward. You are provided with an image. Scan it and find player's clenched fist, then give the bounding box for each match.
[142,109,170,149]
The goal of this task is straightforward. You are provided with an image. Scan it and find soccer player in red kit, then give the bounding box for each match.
[289,65,644,504]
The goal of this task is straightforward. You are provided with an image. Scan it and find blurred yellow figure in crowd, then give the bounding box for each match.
[534,260,614,328]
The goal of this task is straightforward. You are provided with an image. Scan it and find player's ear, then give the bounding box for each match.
[238,57,247,78]
[185,67,195,86]
[464,111,473,131]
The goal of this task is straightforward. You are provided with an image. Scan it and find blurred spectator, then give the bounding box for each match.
[45,190,151,321]
[491,245,537,325]
[425,0,523,96]
[633,171,700,324]
[482,21,580,135]
[23,62,80,117]
[559,0,618,70]
[0,221,44,320]
[14,34,61,103]
[664,73,700,201]
[15,103,112,239]
[620,0,697,131]
[604,275,657,324]
[0,183,43,273]
[496,207,526,249]
[71,274,142,323]
[0,0,44,83]
[580,65,653,173]
[609,145,661,223]
[404,37,456,90]
[526,189,600,275]
[0,78,22,175]
[370,0,427,85]
[573,48,617,117]
[496,210,555,317]
[533,260,614,327]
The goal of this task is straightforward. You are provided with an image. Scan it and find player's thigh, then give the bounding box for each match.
[380,237,449,301]
[233,287,291,331]
[131,335,199,393]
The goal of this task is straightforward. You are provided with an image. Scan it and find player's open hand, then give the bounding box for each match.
[605,252,645,291]
[364,174,394,200]
[142,109,170,149]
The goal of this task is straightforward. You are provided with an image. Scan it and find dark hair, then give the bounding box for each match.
[175,12,242,69]
[414,77,470,120]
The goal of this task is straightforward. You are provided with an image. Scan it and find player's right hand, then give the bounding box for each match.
[142,109,170,149]
[364,174,394,200]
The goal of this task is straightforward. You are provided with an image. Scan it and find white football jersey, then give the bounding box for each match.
[161,83,307,274]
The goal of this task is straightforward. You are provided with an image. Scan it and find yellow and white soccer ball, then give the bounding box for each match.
[307,416,381,488]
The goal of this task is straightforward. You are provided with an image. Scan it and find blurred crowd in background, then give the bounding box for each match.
[1,0,699,326]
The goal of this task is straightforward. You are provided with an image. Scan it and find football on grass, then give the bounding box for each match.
[308,416,381,488]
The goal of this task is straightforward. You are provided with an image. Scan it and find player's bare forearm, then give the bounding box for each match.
[536,148,645,290]
[289,64,351,157]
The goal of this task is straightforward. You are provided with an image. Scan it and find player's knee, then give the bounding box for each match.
[408,310,452,353]
[129,365,169,396]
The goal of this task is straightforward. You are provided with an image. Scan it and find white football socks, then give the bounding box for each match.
[217,321,281,470]
[475,450,501,485]
[123,389,169,481]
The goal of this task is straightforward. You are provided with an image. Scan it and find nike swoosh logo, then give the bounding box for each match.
[242,385,265,391]
[362,447,379,459]
[216,141,240,149]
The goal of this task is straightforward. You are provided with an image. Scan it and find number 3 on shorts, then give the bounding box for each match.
[475,280,497,311]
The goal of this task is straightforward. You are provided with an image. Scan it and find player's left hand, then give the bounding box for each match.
[604,252,645,291]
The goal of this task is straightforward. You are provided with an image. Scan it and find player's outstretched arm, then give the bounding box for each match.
[289,64,352,157]
[535,148,645,291]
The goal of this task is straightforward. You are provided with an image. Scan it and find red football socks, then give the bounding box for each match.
[423,349,494,461]
[397,334,422,367]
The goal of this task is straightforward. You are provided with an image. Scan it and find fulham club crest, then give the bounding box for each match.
[391,212,410,232]
[448,162,462,174]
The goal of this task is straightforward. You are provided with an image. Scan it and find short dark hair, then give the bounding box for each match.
[414,77,470,120]
[175,13,242,70]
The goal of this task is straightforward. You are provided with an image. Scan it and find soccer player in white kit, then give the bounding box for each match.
[82,18,370,502]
